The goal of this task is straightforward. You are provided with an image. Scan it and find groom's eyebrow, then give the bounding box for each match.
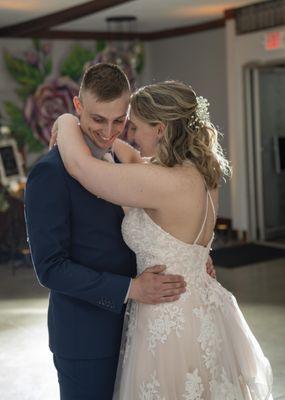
[90,113,127,120]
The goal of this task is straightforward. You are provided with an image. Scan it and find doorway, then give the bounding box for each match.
[244,63,285,241]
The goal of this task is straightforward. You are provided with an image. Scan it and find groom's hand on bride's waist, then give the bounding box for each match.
[206,256,217,280]
[128,265,187,305]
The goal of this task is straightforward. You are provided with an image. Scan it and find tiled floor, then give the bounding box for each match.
[0,258,284,399]
[215,258,285,399]
[0,265,59,400]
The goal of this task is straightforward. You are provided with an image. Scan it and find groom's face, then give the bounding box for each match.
[73,90,130,150]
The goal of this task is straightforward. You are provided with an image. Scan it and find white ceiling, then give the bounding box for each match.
[0,0,267,32]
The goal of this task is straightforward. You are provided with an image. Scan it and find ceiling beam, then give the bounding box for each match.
[10,19,226,41]
[0,0,135,38]
[224,9,236,19]
[31,30,143,41]
[143,19,225,41]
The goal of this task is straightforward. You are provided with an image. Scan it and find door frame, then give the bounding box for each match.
[244,60,285,241]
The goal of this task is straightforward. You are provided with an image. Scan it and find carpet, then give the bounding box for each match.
[211,243,285,268]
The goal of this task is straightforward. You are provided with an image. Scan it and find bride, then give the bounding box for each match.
[56,81,273,399]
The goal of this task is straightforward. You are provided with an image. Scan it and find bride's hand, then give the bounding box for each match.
[49,119,59,150]
[49,114,79,150]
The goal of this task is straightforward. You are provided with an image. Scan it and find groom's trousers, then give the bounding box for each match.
[53,353,119,400]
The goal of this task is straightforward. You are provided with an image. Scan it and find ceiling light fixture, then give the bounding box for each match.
[92,15,144,89]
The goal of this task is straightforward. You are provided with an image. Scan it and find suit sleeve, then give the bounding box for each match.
[24,160,131,314]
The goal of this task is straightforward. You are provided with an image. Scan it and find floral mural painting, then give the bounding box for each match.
[2,40,84,153]
[2,39,144,155]
[24,77,79,146]
[3,40,52,152]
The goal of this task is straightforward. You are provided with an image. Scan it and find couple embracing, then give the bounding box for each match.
[25,63,273,399]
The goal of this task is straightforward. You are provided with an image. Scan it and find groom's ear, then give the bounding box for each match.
[73,96,82,116]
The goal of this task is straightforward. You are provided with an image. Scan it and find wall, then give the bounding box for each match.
[141,28,231,218]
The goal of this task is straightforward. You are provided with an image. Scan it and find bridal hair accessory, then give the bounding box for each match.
[187,96,210,131]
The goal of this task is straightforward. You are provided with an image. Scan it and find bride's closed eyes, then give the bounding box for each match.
[128,121,137,132]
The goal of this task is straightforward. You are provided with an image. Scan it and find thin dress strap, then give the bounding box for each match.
[193,190,209,244]
[208,190,216,222]
[193,188,216,245]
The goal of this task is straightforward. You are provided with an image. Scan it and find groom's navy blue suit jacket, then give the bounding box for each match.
[25,147,137,359]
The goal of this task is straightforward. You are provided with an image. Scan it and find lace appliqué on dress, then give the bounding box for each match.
[183,369,204,400]
[193,306,222,372]
[147,304,185,355]
[139,371,166,400]
[193,282,243,398]
[210,369,241,400]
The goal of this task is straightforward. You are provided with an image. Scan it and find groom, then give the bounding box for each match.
[25,63,195,400]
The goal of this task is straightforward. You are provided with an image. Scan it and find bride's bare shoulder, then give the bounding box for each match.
[172,163,217,198]
[173,163,202,183]
[178,164,219,203]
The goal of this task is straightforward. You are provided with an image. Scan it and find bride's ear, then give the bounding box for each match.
[156,122,166,140]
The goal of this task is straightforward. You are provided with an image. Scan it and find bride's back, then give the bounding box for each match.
[144,165,218,248]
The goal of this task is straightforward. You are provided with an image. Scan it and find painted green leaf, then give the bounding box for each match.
[4,101,43,152]
[43,57,52,76]
[60,44,96,82]
[16,86,34,101]
[3,51,45,95]
[96,40,106,53]
[134,43,145,75]
[32,38,41,51]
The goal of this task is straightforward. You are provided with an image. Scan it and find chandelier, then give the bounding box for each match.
[93,16,144,89]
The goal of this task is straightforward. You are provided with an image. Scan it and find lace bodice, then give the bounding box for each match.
[122,207,214,279]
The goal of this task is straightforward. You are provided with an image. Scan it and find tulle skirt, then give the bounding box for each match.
[113,275,273,400]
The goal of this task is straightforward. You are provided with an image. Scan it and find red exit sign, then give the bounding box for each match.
[265,31,284,51]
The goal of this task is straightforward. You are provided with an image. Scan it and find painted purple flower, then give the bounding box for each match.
[25,51,38,66]
[24,77,79,146]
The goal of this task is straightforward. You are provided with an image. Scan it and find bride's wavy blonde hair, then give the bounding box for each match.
[130,81,231,189]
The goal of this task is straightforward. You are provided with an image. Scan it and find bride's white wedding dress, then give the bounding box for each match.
[113,190,273,400]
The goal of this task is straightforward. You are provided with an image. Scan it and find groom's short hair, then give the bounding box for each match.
[79,63,130,102]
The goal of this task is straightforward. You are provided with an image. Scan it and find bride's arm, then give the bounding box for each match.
[49,117,145,163]
[57,114,171,209]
